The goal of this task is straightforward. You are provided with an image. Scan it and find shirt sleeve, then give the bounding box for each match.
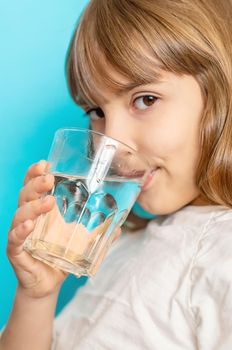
[189,219,232,350]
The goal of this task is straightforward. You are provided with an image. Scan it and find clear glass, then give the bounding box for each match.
[23,128,151,277]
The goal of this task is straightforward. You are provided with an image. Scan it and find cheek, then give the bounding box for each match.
[90,120,105,134]
[138,99,202,164]
[139,120,190,162]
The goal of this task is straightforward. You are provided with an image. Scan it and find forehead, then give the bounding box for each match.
[72,26,165,106]
[78,70,202,110]
[81,74,184,110]
[77,52,164,107]
[69,0,204,110]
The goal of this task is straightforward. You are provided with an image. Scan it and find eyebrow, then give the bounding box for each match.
[78,79,164,108]
[117,82,149,93]
[116,80,165,94]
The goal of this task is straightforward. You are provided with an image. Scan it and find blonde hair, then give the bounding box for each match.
[66,0,232,228]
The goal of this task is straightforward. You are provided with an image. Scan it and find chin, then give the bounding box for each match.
[137,192,167,215]
[137,191,198,216]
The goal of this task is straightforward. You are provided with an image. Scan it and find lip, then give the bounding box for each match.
[116,167,159,189]
[142,168,159,190]
[116,170,146,178]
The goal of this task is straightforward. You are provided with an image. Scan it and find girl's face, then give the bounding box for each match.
[83,70,204,215]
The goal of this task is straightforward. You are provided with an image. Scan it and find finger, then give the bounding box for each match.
[12,195,55,229]
[7,219,36,258]
[19,173,54,206]
[113,227,122,242]
[7,218,68,279]
[23,160,51,185]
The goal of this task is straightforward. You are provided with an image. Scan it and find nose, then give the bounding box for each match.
[102,113,145,176]
[103,112,137,151]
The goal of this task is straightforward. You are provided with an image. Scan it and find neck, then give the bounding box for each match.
[189,195,217,206]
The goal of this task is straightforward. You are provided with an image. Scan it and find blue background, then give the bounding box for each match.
[0,0,90,329]
[0,0,155,329]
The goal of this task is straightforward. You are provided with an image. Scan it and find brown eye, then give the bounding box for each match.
[134,95,157,110]
[87,107,105,120]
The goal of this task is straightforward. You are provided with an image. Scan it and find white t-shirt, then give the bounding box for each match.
[52,205,232,350]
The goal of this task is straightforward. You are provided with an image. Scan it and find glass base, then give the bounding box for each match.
[23,239,93,277]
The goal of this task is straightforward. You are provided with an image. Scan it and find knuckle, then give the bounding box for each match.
[27,164,36,176]
[19,187,25,200]
[26,162,42,179]
[37,175,46,188]
[23,165,34,185]
[24,178,37,196]
[14,207,20,222]
[37,174,53,193]
[31,176,38,190]
[6,244,11,257]
[40,174,52,186]
[31,199,43,215]
[29,163,36,171]
[6,234,17,259]
[7,229,15,246]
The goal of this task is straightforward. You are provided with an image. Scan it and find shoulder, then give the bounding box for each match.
[193,207,232,266]
[188,206,232,312]
[188,206,232,288]
[188,208,232,347]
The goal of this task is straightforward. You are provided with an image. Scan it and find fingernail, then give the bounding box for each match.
[38,160,46,168]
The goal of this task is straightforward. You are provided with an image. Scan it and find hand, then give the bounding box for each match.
[7,160,122,298]
[7,160,68,298]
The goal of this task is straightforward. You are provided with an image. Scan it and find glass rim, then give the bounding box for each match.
[55,127,151,169]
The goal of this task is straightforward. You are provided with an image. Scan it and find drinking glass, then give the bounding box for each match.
[23,128,151,277]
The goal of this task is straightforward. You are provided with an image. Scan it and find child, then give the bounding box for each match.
[1,0,232,349]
